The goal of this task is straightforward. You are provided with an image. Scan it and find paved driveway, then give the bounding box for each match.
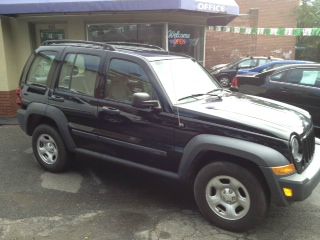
[0,125,319,240]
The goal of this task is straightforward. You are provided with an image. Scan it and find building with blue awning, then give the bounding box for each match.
[0,0,239,117]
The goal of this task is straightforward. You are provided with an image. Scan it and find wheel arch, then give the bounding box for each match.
[25,103,76,151]
[178,134,290,201]
[187,151,271,202]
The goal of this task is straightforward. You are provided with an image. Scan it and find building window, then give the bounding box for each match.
[168,25,205,64]
[40,30,65,43]
[87,24,164,48]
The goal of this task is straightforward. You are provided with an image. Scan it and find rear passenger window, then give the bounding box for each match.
[58,53,101,96]
[270,72,286,82]
[286,69,304,84]
[26,51,57,86]
[258,59,269,66]
[293,70,320,88]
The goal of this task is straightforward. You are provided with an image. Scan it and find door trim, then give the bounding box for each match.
[72,129,168,157]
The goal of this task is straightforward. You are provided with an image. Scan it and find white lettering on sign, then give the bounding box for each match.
[168,30,191,39]
[196,2,226,13]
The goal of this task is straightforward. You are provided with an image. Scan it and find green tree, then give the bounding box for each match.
[296,0,320,61]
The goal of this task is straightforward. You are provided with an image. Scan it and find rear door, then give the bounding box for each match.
[48,47,106,151]
[264,70,290,103]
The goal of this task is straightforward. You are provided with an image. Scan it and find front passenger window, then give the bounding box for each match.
[105,59,155,103]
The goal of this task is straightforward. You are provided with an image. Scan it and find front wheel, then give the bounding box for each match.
[194,162,268,232]
[32,124,69,172]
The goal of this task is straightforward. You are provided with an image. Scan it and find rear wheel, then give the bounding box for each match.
[32,124,69,172]
[194,162,268,232]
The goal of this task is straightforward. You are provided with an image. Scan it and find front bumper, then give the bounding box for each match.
[262,139,320,206]
[278,139,320,202]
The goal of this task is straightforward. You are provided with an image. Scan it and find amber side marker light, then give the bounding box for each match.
[272,164,296,176]
[283,188,294,198]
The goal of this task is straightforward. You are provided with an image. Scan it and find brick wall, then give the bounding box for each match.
[0,90,18,117]
[205,0,300,68]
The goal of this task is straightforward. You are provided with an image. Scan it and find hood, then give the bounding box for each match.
[179,92,312,139]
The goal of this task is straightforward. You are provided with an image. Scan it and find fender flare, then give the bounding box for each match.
[25,103,76,151]
[178,134,290,180]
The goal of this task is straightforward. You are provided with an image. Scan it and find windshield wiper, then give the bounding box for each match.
[207,88,232,94]
[207,88,224,94]
[178,93,221,102]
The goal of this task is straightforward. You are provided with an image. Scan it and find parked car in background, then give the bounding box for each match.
[210,63,228,72]
[237,60,314,76]
[231,64,320,134]
[210,56,283,87]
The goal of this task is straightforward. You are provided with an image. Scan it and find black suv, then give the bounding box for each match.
[17,40,320,232]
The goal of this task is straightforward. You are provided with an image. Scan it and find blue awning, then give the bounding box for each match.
[0,0,239,17]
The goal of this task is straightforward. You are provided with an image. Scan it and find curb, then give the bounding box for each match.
[0,118,19,126]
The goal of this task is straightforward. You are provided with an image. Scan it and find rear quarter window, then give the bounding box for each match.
[26,51,57,86]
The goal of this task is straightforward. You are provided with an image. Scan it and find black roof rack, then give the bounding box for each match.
[106,42,165,51]
[42,40,116,51]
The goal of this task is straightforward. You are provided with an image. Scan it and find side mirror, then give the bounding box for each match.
[132,92,161,109]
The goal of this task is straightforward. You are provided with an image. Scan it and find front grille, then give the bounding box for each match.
[301,129,315,171]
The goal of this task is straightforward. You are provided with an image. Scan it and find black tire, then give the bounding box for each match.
[194,161,268,232]
[218,76,231,87]
[32,124,69,172]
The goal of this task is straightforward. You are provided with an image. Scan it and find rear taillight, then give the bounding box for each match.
[231,77,239,88]
[15,87,22,106]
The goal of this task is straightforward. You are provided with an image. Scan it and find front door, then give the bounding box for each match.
[95,56,178,172]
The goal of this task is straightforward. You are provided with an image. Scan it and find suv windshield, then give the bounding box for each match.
[151,58,220,104]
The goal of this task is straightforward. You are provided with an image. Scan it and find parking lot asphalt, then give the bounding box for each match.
[0,125,320,240]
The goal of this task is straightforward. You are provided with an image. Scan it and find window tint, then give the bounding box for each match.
[58,53,101,96]
[26,51,57,86]
[238,59,257,68]
[258,59,269,66]
[106,59,155,103]
[272,63,284,69]
[286,69,304,84]
[287,69,320,87]
[270,72,286,82]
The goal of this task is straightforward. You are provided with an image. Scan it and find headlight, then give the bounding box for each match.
[290,136,303,163]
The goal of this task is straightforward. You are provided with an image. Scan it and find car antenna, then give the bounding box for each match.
[176,105,184,128]
[171,75,184,128]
